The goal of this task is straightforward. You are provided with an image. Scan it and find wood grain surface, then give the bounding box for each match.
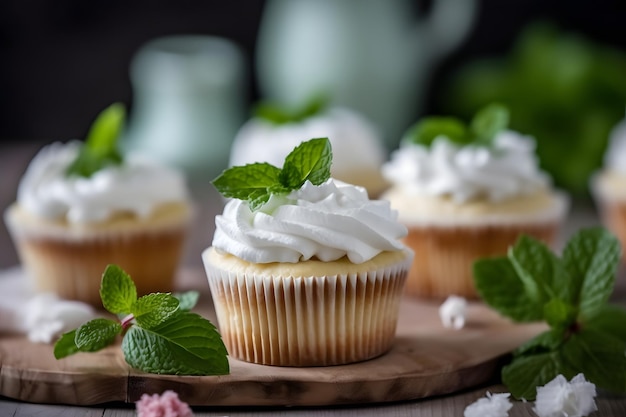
[0,268,546,407]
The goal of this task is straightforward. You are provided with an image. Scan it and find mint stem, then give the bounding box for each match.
[120,314,134,330]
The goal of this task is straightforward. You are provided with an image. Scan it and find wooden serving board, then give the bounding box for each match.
[0,269,546,407]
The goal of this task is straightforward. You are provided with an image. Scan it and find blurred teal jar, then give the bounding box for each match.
[123,35,246,182]
[256,0,477,149]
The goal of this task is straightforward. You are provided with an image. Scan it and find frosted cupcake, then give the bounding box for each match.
[229,98,388,197]
[4,103,192,305]
[382,104,569,299]
[203,138,412,366]
[591,115,626,254]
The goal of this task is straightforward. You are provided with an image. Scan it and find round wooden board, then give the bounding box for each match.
[0,268,546,407]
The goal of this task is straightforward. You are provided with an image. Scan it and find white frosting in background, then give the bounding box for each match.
[0,267,96,344]
[17,141,189,224]
[382,130,550,203]
[212,179,407,264]
[604,115,626,175]
[229,108,386,178]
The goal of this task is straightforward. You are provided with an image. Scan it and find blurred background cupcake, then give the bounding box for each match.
[3,104,192,305]
[591,115,626,256]
[229,97,389,197]
[381,104,569,299]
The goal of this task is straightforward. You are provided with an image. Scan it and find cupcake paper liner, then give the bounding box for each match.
[5,205,189,306]
[403,223,559,300]
[203,249,411,366]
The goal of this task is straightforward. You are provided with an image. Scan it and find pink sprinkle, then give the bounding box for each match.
[136,390,194,417]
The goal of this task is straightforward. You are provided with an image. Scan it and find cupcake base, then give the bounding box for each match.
[5,203,191,306]
[404,223,559,300]
[203,248,412,367]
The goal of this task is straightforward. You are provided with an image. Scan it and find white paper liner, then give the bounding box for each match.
[203,254,410,366]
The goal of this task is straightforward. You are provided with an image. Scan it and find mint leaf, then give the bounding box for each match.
[131,293,179,329]
[475,228,626,400]
[75,318,122,352]
[562,328,626,394]
[583,304,626,343]
[562,227,621,316]
[53,330,79,359]
[508,234,569,303]
[66,103,125,178]
[212,162,281,203]
[514,329,565,356]
[404,117,468,146]
[473,257,544,321]
[212,137,334,212]
[100,264,137,314]
[470,102,509,144]
[254,94,329,125]
[543,298,577,329]
[502,350,573,400]
[278,137,332,188]
[122,312,229,375]
[174,291,200,311]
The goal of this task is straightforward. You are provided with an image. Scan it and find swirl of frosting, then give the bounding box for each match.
[212,180,407,264]
[17,141,189,223]
[604,116,626,175]
[382,130,550,203]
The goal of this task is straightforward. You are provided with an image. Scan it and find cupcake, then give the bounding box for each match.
[381,104,569,299]
[203,138,412,366]
[4,103,192,305]
[591,115,626,253]
[228,97,389,197]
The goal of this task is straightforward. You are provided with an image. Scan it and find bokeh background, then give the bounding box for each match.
[1,0,625,198]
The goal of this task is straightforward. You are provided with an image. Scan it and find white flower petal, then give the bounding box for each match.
[534,373,597,417]
[465,391,512,417]
[439,295,467,330]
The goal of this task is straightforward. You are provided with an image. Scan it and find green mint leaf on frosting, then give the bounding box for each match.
[279,137,332,188]
[404,102,510,147]
[469,102,510,144]
[254,94,329,125]
[66,102,125,178]
[122,312,229,375]
[474,227,626,400]
[212,137,332,211]
[54,265,229,376]
[404,117,469,146]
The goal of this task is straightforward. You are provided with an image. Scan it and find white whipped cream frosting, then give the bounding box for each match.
[212,179,407,264]
[382,130,550,203]
[604,115,626,175]
[17,141,189,224]
[229,108,386,177]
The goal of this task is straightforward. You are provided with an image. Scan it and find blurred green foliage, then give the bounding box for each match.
[441,22,626,198]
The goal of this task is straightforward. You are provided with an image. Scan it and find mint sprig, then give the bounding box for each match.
[404,102,510,147]
[254,94,329,125]
[65,102,125,178]
[473,227,626,400]
[212,137,332,211]
[54,265,229,376]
